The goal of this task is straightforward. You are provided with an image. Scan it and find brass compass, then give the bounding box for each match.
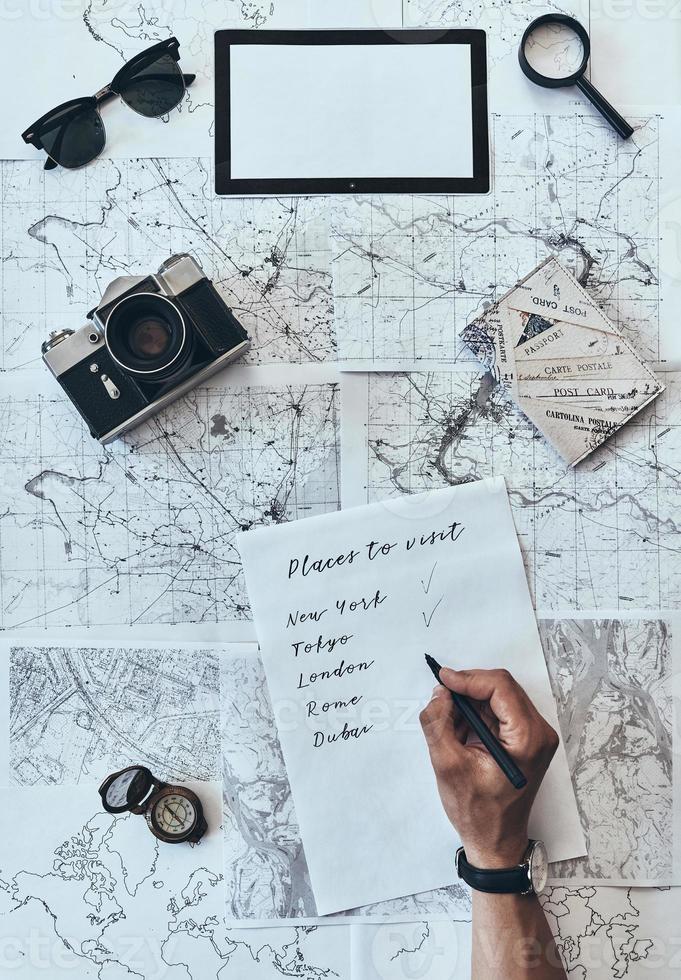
[98,765,207,844]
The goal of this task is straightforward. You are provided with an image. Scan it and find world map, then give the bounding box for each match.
[0,786,351,978]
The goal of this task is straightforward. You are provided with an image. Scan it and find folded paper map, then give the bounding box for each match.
[461,257,665,466]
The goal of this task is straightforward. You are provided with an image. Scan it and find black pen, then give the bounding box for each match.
[424,654,527,790]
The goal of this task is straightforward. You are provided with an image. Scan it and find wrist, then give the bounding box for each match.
[462,835,529,869]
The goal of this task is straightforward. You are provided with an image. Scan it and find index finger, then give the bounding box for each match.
[439,667,541,728]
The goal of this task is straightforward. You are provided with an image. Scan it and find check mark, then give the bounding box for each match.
[422,596,444,628]
[420,562,438,595]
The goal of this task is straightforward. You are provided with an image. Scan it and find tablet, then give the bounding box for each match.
[214,30,489,196]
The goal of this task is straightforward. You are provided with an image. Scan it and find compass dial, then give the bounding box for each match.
[151,794,197,837]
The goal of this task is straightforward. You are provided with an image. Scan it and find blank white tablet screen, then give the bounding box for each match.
[228,43,474,179]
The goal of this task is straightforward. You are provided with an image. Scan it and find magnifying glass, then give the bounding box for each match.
[518,13,634,140]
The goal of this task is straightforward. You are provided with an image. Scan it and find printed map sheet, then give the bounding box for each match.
[331,110,681,370]
[542,616,681,886]
[0,162,335,372]
[0,781,225,979]
[341,370,681,611]
[0,365,339,637]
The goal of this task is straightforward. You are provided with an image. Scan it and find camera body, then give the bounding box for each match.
[42,254,250,443]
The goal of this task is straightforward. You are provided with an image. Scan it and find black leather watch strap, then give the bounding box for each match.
[456,845,533,894]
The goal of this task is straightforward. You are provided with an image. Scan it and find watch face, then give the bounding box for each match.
[103,767,152,812]
[149,791,198,841]
[529,840,549,895]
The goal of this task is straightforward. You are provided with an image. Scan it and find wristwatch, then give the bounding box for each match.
[456,840,549,895]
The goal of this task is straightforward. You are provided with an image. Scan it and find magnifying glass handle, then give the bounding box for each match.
[575,77,634,139]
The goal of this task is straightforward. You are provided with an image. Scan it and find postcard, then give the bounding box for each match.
[461,258,665,466]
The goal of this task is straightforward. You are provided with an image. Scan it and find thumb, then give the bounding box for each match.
[419,685,467,774]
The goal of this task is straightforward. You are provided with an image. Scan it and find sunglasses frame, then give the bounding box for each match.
[22,37,196,170]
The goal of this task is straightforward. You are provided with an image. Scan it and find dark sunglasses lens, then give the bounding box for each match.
[119,53,185,117]
[40,104,105,168]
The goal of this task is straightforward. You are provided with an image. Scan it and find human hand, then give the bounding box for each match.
[419,668,560,869]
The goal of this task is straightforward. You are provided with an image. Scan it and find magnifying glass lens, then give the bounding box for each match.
[518,13,633,139]
[523,21,585,80]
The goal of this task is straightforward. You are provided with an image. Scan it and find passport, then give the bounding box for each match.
[461,257,665,466]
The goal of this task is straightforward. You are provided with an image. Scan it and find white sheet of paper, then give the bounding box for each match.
[591,1,681,106]
[237,477,585,915]
[228,43,473,179]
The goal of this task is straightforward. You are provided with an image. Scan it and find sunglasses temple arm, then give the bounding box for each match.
[44,156,58,171]
[183,73,196,87]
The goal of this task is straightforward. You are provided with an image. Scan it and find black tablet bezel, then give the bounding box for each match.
[214,29,489,196]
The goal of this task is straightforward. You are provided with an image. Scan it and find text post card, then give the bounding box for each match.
[462,258,664,466]
[237,478,585,914]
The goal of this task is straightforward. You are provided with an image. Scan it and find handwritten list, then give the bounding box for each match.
[238,478,585,914]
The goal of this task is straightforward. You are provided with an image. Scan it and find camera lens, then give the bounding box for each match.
[105,293,191,377]
[129,318,172,359]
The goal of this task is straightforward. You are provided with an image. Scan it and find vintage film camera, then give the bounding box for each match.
[42,254,250,443]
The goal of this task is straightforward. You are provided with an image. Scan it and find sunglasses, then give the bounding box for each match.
[22,37,195,170]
